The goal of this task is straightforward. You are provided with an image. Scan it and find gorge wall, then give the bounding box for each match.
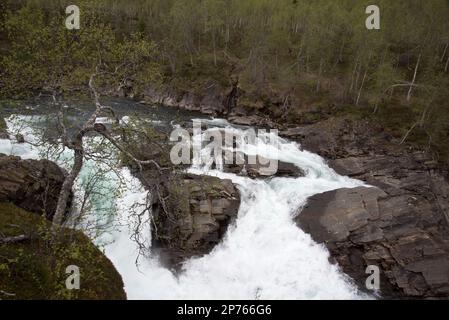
[291,118,449,298]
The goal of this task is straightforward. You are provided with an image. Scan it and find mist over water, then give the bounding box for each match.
[1,113,369,300]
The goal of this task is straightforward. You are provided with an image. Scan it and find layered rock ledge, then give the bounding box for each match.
[293,118,449,298]
[150,173,241,267]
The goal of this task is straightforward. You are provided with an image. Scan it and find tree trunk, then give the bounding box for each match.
[354,62,361,98]
[442,43,448,63]
[349,60,359,93]
[407,53,421,102]
[356,68,368,106]
[52,134,84,228]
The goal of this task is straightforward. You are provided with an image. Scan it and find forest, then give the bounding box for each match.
[1,0,449,164]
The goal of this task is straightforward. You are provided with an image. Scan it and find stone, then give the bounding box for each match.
[199,80,226,115]
[0,118,8,139]
[0,153,71,221]
[147,173,241,268]
[219,151,304,178]
[290,117,449,298]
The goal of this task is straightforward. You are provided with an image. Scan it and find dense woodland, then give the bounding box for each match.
[1,0,449,164]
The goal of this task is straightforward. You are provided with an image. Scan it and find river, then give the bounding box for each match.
[0,98,370,299]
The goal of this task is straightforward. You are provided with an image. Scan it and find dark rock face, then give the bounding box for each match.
[150,173,241,268]
[0,154,70,221]
[142,81,228,116]
[122,126,242,268]
[0,118,8,139]
[199,128,303,178]
[221,152,304,178]
[293,118,449,298]
[199,80,227,115]
[280,117,396,160]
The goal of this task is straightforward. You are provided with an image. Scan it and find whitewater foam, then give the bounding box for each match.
[2,114,369,299]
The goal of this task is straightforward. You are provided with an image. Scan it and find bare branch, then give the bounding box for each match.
[0,234,30,244]
[400,121,419,145]
[94,128,164,172]
[0,290,16,297]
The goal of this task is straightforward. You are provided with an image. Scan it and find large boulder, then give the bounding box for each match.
[0,153,125,300]
[198,128,304,178]
[220,152,304,178]
[297,185,449,298]
[149,173,240,268]
[293,117,449,298]
[0,154,71,221]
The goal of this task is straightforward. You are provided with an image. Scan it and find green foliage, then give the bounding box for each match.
[1,0,449,164]
[0,1,160,97]
[0,202,126,300]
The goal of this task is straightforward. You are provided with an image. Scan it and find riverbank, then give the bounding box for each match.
[0,154,126,300]
[124,87,449,298]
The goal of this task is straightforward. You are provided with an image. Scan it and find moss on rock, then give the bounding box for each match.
[0,202,126,300]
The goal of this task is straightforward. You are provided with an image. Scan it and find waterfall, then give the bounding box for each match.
[1,114,370,299]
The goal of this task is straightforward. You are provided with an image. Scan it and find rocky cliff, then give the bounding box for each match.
[150,173,241,268]
[292,118,449,298]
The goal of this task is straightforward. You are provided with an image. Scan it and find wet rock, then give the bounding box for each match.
[297,185,449,298]
[123,127,242,268]
[142,85,181,108]
[0,154,71,221]
[228,115,258,126]
[179,92,198,111]
[142,82,228,116]
[0,118,8,139]
[150,173,241,268]
[15,133,25,143]
[293,118,449,298]
[220,152,304,178]
[199,80,226,115]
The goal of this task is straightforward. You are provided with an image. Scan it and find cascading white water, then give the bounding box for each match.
[1,114,370,300]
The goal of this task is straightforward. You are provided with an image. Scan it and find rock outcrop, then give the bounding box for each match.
[0,118,8,139]
[0,154,71,221]
[293,118,449,298]
[149,173,241,267]
[220,153,304,178]
[0,154,126,300]
[122,126,242,268]
[0,202,126,300]
[142,81,228,116]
